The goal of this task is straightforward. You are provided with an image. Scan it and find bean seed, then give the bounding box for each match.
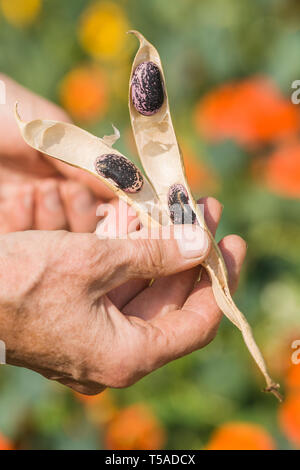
[131,61,164,116]
[168,184,196,225]
[95,154,144,193]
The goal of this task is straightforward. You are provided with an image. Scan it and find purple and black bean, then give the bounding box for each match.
[168,184,196,225]
[131,61,164,116]
[95,154,144,193]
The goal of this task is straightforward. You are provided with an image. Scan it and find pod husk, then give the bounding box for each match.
[128,31,281,400]
[15,103,163,229]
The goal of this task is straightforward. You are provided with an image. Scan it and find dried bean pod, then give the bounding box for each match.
[95,154,144,193]
[129,31,281,401]
[168,184,196,225]
[15,105,160,229]
[131,61,164,116]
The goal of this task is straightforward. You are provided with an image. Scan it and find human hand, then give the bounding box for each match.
[0,73,114,233]
[0,197,246,395]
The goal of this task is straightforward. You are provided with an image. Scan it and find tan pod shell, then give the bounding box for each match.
[128,31,281,400]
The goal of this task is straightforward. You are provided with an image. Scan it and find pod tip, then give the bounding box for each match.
[127,30,145,45]
[127,29,138,36]
[14,101,24,126]
[264,383,283,402]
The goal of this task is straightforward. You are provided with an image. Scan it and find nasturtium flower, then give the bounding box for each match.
[78,1,130,61]
[264,142,300,198]
[0,0,41,27]
[195,77,300,148]
[206,422,276,450]
[279,394,300,448]
[59,65,108,122]
[180,143,219,195]
[0,432,14,450]
[105,404,166,450]
[286,363,300,390]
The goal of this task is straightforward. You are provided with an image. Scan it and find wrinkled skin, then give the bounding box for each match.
[0,197,246,395]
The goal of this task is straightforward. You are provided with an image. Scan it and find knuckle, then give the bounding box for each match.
[95,362,135,389]
[202,325,218,347]
[109,370,134,389]
[87,334,146,389]
[199,317,221,349]
[136,239,166,277]
[84,343,136,390]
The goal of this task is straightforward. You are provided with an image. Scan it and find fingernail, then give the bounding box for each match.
[73,191,95,214]
[42,184,62,212]
[175,225,210,259]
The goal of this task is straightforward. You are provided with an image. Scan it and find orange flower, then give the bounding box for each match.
[206,422,276,450]
[59,65,108,122]
[279,394,300,447]
[286,364,300,391]
[263,143,300,198]
[180,143,219,195]
[263,331,300,379]
[195,77,299,148]
[0,432,14,450]
[105,404,166,450]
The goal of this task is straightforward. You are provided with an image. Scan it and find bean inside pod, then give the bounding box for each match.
[131,61,164,116]
[168,184,196,225]
[95,154,144,193]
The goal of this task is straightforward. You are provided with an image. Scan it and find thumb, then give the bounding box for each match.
[98,224,211,283]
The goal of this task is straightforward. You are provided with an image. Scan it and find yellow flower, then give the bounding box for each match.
[0,0,41,27]
[78,1,130,61]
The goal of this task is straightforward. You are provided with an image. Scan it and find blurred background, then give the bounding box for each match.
[0,0,300,450]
